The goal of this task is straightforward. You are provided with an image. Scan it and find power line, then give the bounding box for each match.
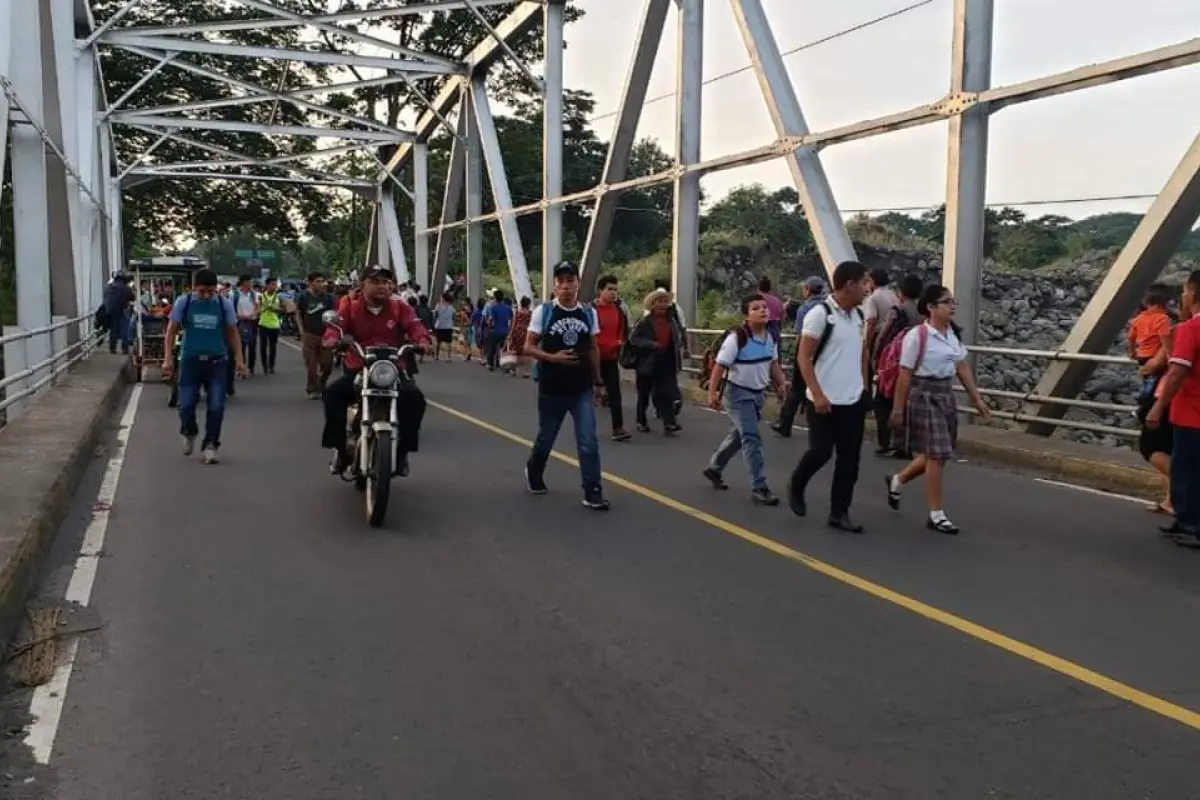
[587,0,938,124]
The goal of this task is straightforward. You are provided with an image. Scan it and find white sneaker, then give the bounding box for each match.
[182,436,196,456]
[201,446,220,465]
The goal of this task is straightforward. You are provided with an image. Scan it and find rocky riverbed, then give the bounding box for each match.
[700,243,1199,447]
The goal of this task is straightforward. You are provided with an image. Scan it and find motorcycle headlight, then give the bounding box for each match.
[367,359,399,388]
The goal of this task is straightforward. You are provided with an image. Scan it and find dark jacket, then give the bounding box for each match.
[628,312,685,377]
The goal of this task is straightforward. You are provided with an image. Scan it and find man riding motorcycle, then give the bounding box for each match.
[322,265,433,476]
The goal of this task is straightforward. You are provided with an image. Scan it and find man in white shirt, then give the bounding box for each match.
[232,275,260,375]
[787,260,871,532]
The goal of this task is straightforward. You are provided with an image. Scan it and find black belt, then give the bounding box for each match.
[189,354,228,363]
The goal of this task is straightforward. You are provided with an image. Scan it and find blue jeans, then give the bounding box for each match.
[178,356,228,448]
[107,309,132,352]
[528,389,602,493]
[708,384,768,489]
[1170,425,1200,534]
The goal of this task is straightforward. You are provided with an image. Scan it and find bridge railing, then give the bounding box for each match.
[685,329,1139,440]
[0,314,105,428]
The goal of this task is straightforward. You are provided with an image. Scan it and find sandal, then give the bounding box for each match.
[926,516,960,535]
[885,475,901,511]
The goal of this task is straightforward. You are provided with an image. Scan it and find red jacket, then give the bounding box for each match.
[323,296,431,372]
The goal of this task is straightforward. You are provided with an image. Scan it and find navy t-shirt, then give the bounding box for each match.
[529,302,599,396]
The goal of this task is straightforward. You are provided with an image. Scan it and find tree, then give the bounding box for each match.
[702,184,810,251]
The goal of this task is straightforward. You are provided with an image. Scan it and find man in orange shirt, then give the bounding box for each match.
[593,275,632,442]
[1147,270,1200,548]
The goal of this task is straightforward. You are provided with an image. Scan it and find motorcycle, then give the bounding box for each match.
[322,310,417,528]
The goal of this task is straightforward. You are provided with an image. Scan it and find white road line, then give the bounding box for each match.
[1034,477,1150,506]
[23,384,143,765]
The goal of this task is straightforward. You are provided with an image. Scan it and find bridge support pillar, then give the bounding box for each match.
[380,192,411,285]
[463,88,484,302]
[541,0,566,301]
[0,0,11,213]
[413,142,430,293]
[578,0,670,303]
[2,326,29,421]
[432,107,467,301]
[373,188,389,272]
[671,0,704,328]
[942,0,994,362]
[1026,129,1200,434]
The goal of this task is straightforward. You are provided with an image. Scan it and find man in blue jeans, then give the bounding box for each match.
[703,295,788,505]
[163,269,248,464]
[523,261,610,510]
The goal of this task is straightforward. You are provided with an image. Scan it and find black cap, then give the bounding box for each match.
[194,268,218,287]
[552,260,578,278]
[361,264,395,282]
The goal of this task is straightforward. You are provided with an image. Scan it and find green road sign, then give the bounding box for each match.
[256,250,276,259]
[234,249,254,258]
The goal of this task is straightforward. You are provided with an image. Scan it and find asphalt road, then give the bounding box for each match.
[4,346,1200,799]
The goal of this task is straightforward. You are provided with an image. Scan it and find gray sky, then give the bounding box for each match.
[560,0,1200,219]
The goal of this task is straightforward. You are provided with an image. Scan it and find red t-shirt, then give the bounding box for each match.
[1168,316,1200,429]
[323,296,430,372]
[593,302,625,361]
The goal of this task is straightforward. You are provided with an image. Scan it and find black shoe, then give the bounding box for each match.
[636,423,651,433]
[875,446,897,457]
[395,452,410,478]
[612,430,632,442]
[525,467,548,495]
[582,489,610,511]
[770,421,792,438]
[828,515,863,533]
[787,484,806,517]
[926,516,959,535]
[330,448,348,474]
[885,475,902,511]
[751,487,779,506]
[1160,521,1185,536]
[702,468,728,490]
[663,422,682,435]
[1173,531,1200,548]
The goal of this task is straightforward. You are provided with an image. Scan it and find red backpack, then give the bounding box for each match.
[876,323,928,399]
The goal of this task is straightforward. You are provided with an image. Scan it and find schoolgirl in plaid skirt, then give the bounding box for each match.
[883,284,991,534]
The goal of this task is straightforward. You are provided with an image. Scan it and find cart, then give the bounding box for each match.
[128,257,206,387]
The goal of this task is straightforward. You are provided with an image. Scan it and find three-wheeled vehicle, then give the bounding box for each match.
[128,257,206,401]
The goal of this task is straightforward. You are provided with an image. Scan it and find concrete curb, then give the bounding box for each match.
[672,383,1161,498]
[0,357,131,644]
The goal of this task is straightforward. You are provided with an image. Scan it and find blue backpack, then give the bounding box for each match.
[530,302,555,382]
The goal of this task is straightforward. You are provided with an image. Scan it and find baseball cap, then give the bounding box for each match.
[361,264,395,282]
[552,260,578,278]
[803,276,827,294]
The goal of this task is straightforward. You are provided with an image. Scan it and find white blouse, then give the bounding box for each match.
[899,322,967,379]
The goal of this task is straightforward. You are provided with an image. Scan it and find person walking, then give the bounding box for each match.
[505,296,533,377]
[484,290,513,371]
[787,260,871,532]
[233,275,259,375]
[628,290,684,435]
[884,284,990,534]
[295,271,335,398]
[162,269,248,464]
[593,275,632,441]
[771,276,828,437]
[869,273,924,456]
[703,295,788,505]
[432,292,457,361]
[523,261,609,510]
[258,277,283,374]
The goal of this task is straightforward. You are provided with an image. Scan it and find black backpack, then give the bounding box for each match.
[794,301,865,406]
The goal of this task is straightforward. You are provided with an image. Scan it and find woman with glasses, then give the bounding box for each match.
[884,285,991,534]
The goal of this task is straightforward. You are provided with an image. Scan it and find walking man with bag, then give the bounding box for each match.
[296,271,335,398]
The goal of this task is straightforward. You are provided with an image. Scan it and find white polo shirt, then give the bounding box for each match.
[900,322,967,379]
[801,299,866,406]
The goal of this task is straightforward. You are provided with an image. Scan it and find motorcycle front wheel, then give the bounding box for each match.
[365,430,392,528]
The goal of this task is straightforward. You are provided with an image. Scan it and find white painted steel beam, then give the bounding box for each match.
[469,77,533,302]
[431,106,468,300]
[730,0,856,279]
[942,0,994,353]
[540,0,565,300]
[464,0,544,92]
[578,0,670,301]
[671,0,704,327]
[1027,129,1200,434]
[381,2,543,181]
[111,114,410,142]
[464,90,484,301]
[124,170,374,189]
[138,142,375,172]
[119,0,521,38]
[380,194,412,284]
[413,143,430,292]
[125,75,412,118]
[48,0,83,328]
[98,33,464,77]
[0,0,12,214]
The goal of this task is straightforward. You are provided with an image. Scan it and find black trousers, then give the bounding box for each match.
[776,364,804,430]
[599,358,625,431]
[873,388,893,449]
[789,402,867,517]
[636,353,677,427]
[259,327,280,371]
[321,371,427,453]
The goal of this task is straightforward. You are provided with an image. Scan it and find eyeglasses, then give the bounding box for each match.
[934,297,956,306]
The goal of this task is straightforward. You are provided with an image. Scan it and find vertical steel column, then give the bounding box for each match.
[469,77,533,301]
[578,0,670,302]
[942,0,994,354]
[431,107,467,300]
[464,88,484,301]
[1026,129,1200,434]
[541,0,566,300]
[39,0,79,329]
[374,187,390,271]
[0,0,12,211]
[10,0,53,382]
[413,142,430,292]
[380,193,411,284]
[730,0,856,276]
[105,172,124,277]
[75,44,101,318]
[362,200,377,269]
[671,0,703,328]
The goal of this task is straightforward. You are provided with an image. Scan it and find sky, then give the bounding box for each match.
[551,0,1200,220]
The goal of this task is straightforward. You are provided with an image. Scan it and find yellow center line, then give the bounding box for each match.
[428,398,1200,734]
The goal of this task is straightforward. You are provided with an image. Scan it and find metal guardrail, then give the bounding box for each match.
[685,328,1141,440]
[0,314,105,425]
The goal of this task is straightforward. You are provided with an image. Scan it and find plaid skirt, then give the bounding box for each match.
[894,376,957,461]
